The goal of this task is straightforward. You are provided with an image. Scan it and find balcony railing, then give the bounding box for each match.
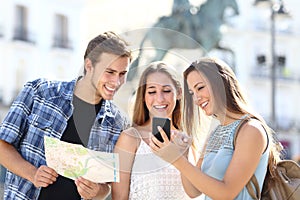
[13,28,35,43]
[251,65,296,81]
[52,36,72,49]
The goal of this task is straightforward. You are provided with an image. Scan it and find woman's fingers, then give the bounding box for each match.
[158,126,170,142]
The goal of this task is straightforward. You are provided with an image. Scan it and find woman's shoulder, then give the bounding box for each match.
[239,117,267,136]
[123,127,141,138]
[235,118,268,152]
[115,127,141,150]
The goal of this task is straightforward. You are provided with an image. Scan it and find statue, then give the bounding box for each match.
[127,0,239,81]
[172,0,191,14]
[171,0,195,38]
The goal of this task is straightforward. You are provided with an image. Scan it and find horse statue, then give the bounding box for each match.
[127,0,239,81]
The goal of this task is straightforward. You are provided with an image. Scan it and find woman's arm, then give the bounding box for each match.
[152,120,268,200]
[180,157,203,198]
[111,129,139,200]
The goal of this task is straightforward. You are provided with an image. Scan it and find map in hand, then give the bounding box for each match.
[44,136,119,183]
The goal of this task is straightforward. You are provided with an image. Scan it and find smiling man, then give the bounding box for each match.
[0,31,132,200]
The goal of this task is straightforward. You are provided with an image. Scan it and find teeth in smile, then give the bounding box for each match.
[154,105,167,109]
[106,85,115,92]
[201,102,208,108]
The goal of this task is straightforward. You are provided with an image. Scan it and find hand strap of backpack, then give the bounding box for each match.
[233,117,261,199]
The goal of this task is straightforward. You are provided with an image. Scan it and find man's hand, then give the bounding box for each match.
[75,177,110,200]
[32,165,58,188]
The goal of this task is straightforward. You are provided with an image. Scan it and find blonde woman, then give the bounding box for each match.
[112,61,191,200]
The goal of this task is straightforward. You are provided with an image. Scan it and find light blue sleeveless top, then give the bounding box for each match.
[201,117,269,200]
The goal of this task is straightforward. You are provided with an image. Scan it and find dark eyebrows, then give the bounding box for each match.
[106,67,127,74]
[193,82,202,89]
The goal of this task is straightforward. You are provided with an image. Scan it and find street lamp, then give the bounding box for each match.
[253,0,291,129]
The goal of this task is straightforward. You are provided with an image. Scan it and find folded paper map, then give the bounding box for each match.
[44,136,119,183]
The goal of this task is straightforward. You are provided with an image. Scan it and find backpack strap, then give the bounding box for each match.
[246,176,261,199]
[233,116,261,199]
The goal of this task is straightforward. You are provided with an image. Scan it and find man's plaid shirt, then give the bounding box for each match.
[0,78,129,199]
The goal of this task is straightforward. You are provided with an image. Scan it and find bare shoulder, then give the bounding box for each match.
[240,118,266,137]
[236,118,268,151]
[122,127,141,140]
[115,127,141,152]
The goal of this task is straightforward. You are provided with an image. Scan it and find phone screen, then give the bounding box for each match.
[152,117,171,142]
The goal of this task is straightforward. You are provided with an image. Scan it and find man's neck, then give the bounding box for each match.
[74,77,103,104]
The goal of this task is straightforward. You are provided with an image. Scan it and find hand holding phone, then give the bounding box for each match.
[152,117,171,142]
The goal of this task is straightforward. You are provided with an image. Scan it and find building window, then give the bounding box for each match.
[276,55,291,79]
[257,54,266,65]
[13,5,29,42]
[252,54,291,79]
[53,14,71,49]
[252,54,268,77]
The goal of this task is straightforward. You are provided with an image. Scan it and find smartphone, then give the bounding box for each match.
[152,117,171,142]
